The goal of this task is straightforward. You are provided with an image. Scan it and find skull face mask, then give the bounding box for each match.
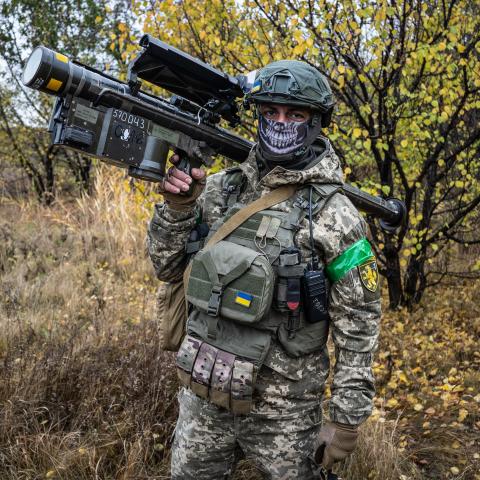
[258,115,309,156]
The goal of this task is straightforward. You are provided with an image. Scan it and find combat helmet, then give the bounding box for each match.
[246,60,335,127]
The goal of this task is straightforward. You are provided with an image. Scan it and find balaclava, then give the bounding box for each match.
[256,110,324,171]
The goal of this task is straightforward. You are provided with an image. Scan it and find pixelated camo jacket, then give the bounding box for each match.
[147,138,381,425]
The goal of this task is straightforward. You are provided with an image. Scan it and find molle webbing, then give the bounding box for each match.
[204,185,297,247]
[325,237,374,282]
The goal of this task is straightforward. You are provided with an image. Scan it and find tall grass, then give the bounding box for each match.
[1,166,421,479]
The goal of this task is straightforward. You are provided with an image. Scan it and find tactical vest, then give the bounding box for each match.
[176,168,340,413]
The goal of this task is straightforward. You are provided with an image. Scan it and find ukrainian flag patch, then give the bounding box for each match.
[250,80,261,93]
[235,291,253,308]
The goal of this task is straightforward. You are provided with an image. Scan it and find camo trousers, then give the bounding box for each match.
[170,358,329,480]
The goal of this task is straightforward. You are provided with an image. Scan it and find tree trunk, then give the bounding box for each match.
[383,238,403,309]
[42,152,55,205]
[404,255,427,308]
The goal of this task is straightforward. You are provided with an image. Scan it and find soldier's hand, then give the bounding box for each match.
[314,421,358,470]
[161,153,206,211]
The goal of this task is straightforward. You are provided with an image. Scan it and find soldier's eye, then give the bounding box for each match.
[290,112,307,120]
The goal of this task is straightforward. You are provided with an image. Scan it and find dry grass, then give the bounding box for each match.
[1,165,478,479]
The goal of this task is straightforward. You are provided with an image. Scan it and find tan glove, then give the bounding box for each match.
[314,421,359,469]
[162,177,205,212]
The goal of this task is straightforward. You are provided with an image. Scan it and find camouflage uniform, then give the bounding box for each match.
[147,138,381,479]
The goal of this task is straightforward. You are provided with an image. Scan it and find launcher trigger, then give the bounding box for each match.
[175,151,192,177]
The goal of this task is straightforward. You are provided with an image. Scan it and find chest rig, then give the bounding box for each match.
[176,168,340,413]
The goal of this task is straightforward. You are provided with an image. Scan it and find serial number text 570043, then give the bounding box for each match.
[112,109,145,129]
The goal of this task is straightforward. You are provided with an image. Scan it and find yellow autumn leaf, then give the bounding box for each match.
[458,408,468,422]
[352,128,362,138]
[46,471,56,479]
[386,398,399,408]
[396,322,405,334]
[293,44,306,56]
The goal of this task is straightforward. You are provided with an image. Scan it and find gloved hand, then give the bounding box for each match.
[314,421,359,469]
[161,153,206,212]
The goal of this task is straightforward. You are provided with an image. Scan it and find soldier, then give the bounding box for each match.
[147,60,381,479]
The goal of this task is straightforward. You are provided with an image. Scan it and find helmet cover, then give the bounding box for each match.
[247,60,334,126]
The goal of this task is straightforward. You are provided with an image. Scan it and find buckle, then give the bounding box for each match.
[222,185,238,196]
[207,284,223,316]
[293,196,319,211]
[293,196,309,209]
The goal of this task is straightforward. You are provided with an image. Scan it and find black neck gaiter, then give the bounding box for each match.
[256,145,317,177]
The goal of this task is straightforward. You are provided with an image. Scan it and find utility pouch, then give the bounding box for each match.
[156,280,187,351]
[231,359,255,414]
[210,350,236,409]
[273,249,305,312]
[191,342,219,399]
[175,334,257,413]
[186,240,274,325]
[176,335,203,385]
[277,318,329,357]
